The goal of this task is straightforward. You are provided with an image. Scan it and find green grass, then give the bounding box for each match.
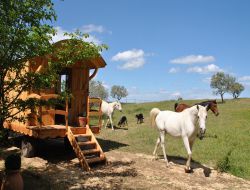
[98,98,250,180]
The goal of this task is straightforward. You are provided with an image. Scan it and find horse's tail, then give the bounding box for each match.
[150,108,161,128]
[174,102,179,111]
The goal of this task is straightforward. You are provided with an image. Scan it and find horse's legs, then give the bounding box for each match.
[189,139,195,151]
[159,131,169,165]
[182,136,192,172]
[104,117,110,129]
[109,115,114,130]
[153,137,160,159]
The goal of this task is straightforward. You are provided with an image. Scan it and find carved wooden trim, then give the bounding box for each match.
[89,68,98,80]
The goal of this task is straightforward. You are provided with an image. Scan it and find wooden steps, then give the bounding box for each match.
[86,156,106,164]
[67,126,106,171]
[82,148,100,155]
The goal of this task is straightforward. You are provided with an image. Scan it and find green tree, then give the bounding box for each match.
[0,0,56,139]
[0,0,107,140]
[89,80,109,100]
[210,72,235,103]
[229,82,244,99]
[111,85,128,101]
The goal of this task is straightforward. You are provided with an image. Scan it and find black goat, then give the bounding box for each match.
[118,116,128,127]
[135,113,144,124]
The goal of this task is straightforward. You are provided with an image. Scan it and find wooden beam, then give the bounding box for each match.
[89,68,98,80]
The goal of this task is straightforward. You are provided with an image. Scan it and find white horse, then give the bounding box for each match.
[101,100,122,130]
[150,105,208,172]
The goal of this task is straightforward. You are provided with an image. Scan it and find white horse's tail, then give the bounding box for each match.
[150,108,161,128]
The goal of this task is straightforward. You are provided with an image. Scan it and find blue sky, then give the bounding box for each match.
[52,0,250,102]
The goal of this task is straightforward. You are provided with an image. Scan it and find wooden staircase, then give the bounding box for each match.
[66,97,106,171]
[37,94,106,171]
[67,126,106,171]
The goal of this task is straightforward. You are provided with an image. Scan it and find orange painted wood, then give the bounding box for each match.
[4,123,67,139]
[67,128,90,171]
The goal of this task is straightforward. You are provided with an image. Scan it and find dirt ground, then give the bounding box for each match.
[1,139,250,190]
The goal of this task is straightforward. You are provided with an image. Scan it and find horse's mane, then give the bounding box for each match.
[174,103,179,110]
[195,100,216,106]
[193,100,216,112]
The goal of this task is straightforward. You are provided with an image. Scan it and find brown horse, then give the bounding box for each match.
[174,100,219,116]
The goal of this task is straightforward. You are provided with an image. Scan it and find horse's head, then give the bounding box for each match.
[210,100,219,116]
[196,105,208,140]
[114,101,122,112]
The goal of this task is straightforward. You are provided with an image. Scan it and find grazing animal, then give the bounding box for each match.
[150,105,208,172]
[101,100,122,130]
[174,100,219,116]
[118,116,128,127]
[135,113,144,124]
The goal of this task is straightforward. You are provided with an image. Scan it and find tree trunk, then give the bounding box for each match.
[220,93,224,103]
[0,118,9,142]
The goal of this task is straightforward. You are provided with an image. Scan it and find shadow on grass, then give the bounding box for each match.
[96,138,128,152]
[105,124,128,130]
[156,155,212,177]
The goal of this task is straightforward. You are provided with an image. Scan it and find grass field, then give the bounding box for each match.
[98,98,250,180]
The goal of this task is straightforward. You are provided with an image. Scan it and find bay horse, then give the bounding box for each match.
[101,100,122,130]
[150,105,208,172]
[174,100,219,116]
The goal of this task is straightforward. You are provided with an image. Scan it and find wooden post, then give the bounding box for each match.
[38,105,42,128]
[65,97,69,132]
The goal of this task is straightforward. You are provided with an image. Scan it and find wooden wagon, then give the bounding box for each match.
[4,39,106,171]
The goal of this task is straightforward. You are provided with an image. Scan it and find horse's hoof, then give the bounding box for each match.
[169,161,174,166]
[184,167,192,173]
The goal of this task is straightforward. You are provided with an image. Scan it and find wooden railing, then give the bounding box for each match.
[27,93,69,130]
[87,97,102,132]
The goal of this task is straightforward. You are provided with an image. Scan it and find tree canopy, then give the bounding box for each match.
[111,85,128,101]
[210,72,245,102]
[229,82,245,99]
[89,80,109,100]
[0,0,56,135]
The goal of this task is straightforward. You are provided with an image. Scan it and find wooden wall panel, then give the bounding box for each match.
[70,67,89,126]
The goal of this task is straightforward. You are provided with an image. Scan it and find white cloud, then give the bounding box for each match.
[112,49,144,61]
[51,26,102,45]
[187,64,223,74]
[119,58,145,70]
[84,35,101,45]
[112,49,146,70]
[169,67,180,73]
[171,92,181,98]
[239,76,250,86]
[170,55,215,64]
[202,77,211,83]
[81,24,106,33]
[159,88,169,94]
[51,26,70,42]
[239,76,250,82]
